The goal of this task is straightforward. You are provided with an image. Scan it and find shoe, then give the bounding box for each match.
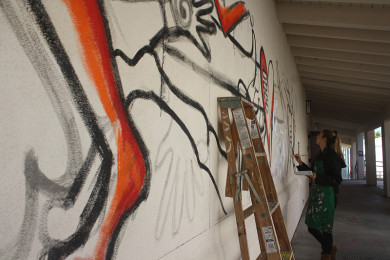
[331,245,338,260]
[320,254,331,260]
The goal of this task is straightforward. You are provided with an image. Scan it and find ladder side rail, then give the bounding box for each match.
[244,106,279,204]
[219,107,251,260]
[273,206,295,260]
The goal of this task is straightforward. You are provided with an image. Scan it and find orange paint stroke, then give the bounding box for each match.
[64,0,145,259]
[214,0,247,34]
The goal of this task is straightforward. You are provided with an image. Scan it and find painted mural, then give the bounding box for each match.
[0,0,296,259]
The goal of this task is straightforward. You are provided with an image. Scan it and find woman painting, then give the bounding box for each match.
[332,134,346,208]
[294,129,341,260]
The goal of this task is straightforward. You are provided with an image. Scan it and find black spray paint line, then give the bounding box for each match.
[171,0,193,29]
[125,89,227,215]
[0,1,98,259]
[44,154,113,260]
[193,0,217,62]
[24,0,116,258]
[0,0,82,188]
[159,0,168,106]
[164,45,242,97]
[0,151,40,260]
[114,46,228,160]
[161,44,268,150]
[163,44,266,129]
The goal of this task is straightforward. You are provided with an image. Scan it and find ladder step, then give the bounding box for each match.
[268,201,279,214]
[281,250,293,260]
[255,152,266,157]
[243,205,256,219]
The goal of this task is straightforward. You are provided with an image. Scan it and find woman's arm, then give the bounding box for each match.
[294,154,312,171]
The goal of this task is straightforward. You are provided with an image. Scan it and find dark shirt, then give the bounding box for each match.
[298,148,342,190]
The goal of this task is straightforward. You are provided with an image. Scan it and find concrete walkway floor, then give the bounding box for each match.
[291,180,390,260]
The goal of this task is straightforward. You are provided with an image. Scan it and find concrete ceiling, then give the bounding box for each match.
[274,0,390,138]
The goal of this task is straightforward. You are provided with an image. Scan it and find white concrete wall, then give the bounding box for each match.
[357,133,365,179]
[0,0,308,259]
[383,119,390,197]
[365,130,376,185]
[351,142,357,179]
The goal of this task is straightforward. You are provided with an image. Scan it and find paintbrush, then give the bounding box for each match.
[291,154,308,157]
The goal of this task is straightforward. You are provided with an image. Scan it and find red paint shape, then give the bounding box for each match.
[214,0,247,34]
[64,0,145,259]
[260,49,274,158]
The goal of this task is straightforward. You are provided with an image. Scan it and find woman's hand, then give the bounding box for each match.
[307,172,317,180]
[293,154,303,165]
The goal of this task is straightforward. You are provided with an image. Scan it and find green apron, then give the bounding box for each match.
[305,151,335,233]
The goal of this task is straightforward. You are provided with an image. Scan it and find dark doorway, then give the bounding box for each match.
[309,131,320,165]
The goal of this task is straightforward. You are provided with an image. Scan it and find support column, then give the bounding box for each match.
[365,130,377,186]
[383,119,390,197]
[351,142,357,179]
[357,133,365,180]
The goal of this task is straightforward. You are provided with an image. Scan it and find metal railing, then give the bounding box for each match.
[376,160,383,180]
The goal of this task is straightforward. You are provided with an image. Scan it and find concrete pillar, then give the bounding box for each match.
[357,133,365,180]
[365,130,377,186]
[383,119,390,197]
[351,142,357,179]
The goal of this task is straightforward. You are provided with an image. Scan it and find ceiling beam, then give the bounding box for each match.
[311,103,375,122]
[276,2,390,31]
[283,23,390,43]
[298,64,390,82]
[306,87,390,104]
[300,72,390,89]
[311,99,383,113]
[312,116,362,131]
[287,35,390,56]
[301,78,390,95]
[306,92,387,108]
[295,56,390,75]
[291,47,390,66]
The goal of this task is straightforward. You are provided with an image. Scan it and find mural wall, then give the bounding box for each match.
[0,0,308,259]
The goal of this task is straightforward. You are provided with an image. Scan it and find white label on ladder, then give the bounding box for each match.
[232,109,251,149]
[262,226,277,253]
[248,119,259,139]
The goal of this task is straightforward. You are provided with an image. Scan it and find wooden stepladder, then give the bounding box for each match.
[218,97,294,260]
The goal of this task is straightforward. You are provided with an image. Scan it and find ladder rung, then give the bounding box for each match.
[243,205,256,219]
[281,250,293,260]
[268,201,279,214]
[255,152,266,157]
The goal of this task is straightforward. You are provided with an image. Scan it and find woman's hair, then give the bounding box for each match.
[333,135,345,161]
[321,129,336,148]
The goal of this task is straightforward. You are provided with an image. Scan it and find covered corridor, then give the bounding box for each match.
[292,180,390,259]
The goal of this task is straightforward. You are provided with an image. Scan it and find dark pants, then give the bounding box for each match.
[308,227,333,254]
